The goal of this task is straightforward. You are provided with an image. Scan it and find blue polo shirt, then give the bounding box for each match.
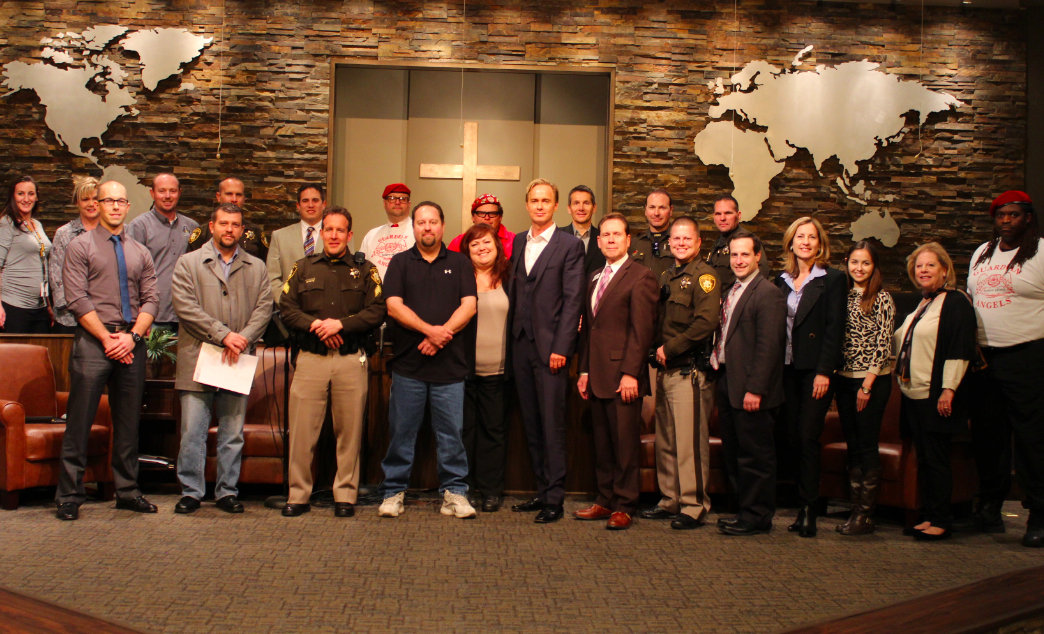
[384,244,477,383]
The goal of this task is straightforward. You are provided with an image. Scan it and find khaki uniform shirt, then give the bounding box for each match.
[630,229,675,281]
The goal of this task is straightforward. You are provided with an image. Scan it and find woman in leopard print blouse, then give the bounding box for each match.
[835,241,895,535]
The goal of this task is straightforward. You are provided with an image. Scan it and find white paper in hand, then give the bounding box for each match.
[192,342,259,395]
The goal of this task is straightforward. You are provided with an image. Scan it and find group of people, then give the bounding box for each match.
[2,173,1041,547]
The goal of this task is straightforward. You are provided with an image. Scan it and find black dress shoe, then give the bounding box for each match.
[482,495,502,513]
[174,496,201,514]
[334,503,355,518]
[671,514,704,530]
[55,502,79,521]
[789,505,817,537]
[719,520,771,536]
[115,496,158,513]
[282,503,311,517]
[534,504,564,523]
[215,496,244,514]
[511,497,543,512]
[639,506,677,520]
[716,515,740,528]
[467,491,483,509]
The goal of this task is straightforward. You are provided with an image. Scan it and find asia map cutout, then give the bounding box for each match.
[2,26,212,217]
[693,45,963,246]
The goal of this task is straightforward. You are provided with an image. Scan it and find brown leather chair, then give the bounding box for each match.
[819,375,978,525]
[0,344,114,509]
[204,346,292,485]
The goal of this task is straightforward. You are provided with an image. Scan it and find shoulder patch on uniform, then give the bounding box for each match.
[189,227,202,243]
[260,232,269,248]
[698,273,716,293]
[370,267,382,298]
[282,263,298,295]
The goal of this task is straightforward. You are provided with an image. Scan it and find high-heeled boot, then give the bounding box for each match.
[789,504,817,537]
[837,466,863,533]
[841,468,879,536]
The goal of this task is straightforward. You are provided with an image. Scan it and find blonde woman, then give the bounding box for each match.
[49,176,100,333]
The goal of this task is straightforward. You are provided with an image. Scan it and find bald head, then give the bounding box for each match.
[97,180,129,231]
[150,172,181,216]
[216,178,246,206]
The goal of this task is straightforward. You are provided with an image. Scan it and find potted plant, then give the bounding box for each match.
[145,326,177,379]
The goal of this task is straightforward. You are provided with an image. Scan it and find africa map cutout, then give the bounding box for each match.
[694,45,963,246]
[2,26,212,216]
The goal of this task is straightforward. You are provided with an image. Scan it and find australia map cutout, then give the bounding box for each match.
[2,26,212,216]
[694,45,963,246]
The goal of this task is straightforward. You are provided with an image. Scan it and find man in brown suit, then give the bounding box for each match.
[575,213,659,530]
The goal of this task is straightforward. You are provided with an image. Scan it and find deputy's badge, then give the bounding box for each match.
[369,267,382,298]
[261,232,269,248]
[245,230,255,241]
[282,263,298,295]
[698,273,716,293]
[188,227,202,244]
[349,268,361,279]
[680,278,692,290]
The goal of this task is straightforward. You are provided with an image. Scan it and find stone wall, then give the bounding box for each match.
[0,0,1026,285]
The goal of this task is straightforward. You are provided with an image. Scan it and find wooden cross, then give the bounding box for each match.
[419,121,521,228]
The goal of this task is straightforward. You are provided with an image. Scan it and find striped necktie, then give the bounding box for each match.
[304,226,315,256]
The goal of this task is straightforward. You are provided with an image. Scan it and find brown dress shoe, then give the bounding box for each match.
[606,511,632,530]
[574,504,612,521]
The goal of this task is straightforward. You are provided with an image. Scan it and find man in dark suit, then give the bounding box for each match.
[558,184,605,276]
[574,213,659,530]
[510,178,585,523]
[710,229,787,536]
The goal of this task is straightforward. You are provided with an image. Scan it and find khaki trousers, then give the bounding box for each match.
[653,367,713,520]
[287,351,368,504]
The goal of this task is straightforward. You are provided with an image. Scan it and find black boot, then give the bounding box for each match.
[837,466,863,534]
[789,504,817,537]
[1023,511,1043,548]
[841,468,879,536]
[976,499,1006,534]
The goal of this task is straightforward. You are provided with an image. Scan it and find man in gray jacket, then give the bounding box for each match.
[171,203,273,514]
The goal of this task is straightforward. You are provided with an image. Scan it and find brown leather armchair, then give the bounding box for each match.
[0,344,114,510]
[205,346,292,485]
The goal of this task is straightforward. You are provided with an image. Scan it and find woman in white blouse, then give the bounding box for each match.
[0,176,52,333]
[835,241,895,535]
[460,222,512,513]
[894,242,976,541]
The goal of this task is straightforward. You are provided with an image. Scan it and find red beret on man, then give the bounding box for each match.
[990,190,1032,216]
[382,183,411,199]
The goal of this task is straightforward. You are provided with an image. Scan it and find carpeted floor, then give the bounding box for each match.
[1,488,1040,633]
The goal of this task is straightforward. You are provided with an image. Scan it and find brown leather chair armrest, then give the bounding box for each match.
[0,399,28,489]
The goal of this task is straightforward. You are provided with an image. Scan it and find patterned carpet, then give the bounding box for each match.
[1,487,1040,633]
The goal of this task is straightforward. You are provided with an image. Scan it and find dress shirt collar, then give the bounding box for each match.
[527,223,556,243]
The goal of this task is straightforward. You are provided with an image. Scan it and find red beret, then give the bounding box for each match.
[382,183,411,198]
[989,190,1032,216]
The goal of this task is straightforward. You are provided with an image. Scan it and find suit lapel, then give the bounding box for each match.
[794,274,825,326]
[526,229,561,281]
[725,275,759,345]
[592,259,631,321]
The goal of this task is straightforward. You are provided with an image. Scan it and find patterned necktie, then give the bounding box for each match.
[593,264,614,316]
[304,226,315,256]
[109,234,133,323]
[711,281,742,370]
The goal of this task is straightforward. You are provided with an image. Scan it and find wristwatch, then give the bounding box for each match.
[131,332,143,344]
[859,386,871,395]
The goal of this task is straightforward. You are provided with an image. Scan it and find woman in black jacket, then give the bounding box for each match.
[775,216,846,537]
[894,242,976,541]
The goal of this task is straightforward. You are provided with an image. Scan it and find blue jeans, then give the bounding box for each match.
[380,372,468,497]
[177,390,248,500]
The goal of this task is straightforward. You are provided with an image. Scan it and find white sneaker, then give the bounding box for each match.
[441,491,477,519]
[378,492,405,518]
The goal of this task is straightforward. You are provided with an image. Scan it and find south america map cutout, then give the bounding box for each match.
[693,45,963,246]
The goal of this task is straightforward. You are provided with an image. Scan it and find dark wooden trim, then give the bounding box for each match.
[785,565,1044,634]
[0,586,141,633]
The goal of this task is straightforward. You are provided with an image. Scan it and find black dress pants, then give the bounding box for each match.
[512,335,568,506]
[903,396,954,530]
[782,366,835,506]
[835,375,892,474]
[971,340,1044,512]
[1,302,50,334]
[462,374,509,497]
[716,371,777,527]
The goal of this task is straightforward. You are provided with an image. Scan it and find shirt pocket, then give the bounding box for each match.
[338,277,366,313]
[299,277,326,313]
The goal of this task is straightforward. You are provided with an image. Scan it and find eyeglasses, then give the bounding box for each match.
[99,198,130,208]
[384,195,410,203]
[473,211,503,219]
